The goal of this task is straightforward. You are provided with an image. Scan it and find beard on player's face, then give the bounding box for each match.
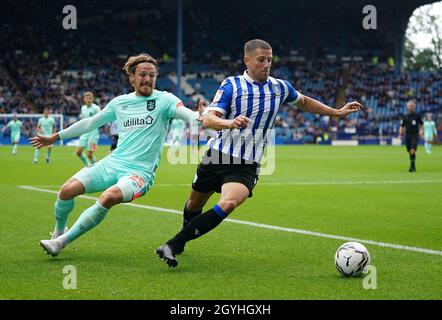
[132,63,157,96]
[249,65,270,83]
[134,77,156,96]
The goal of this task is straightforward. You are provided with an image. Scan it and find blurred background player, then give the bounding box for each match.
[33,108,56,164]
[399,100,423,172]
[169,118,186,157]
[189,116,201,153]
[1,114,23,155]
[76,92,101,166]
[423,113,437,154]
[109,120,119,153]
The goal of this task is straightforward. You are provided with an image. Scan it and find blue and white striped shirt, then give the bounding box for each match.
[205,71,300,163]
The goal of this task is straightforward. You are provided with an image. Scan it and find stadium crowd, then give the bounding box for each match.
[0,4,441,144]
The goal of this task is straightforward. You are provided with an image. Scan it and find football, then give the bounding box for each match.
[335,242,371,277]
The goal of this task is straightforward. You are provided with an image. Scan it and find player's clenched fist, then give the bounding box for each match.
[229,116,250,129]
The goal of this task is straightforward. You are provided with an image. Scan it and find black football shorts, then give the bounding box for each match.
[405,135,418,152]
[192,149,259,197]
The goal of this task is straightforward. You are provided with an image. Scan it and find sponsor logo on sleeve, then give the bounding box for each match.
[213,90,224,104]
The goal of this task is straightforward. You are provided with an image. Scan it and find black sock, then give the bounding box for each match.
[183,200,202,228]
[168,205,227,249]
[410,154,416,167]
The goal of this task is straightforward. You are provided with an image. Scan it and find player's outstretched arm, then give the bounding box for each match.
[174,99,207,123]
[30,112,111,148]
[1,123,10,132]
[294,94,362,118]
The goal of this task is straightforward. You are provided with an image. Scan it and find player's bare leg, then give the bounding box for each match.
[58,178,86,200]
[217,182,249,213]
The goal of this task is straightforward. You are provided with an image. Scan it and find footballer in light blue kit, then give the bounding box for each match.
[30,54,205,257]
[33,108,56,164]
[423,113,437,154]
[170,118,186,146]
[169,118,186,157]
[1,114,23,155]
[76,92,101,166]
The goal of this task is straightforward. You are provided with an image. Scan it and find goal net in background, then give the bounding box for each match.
[0,113,65,146]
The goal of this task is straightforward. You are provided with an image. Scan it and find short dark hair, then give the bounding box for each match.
[244,39,272,56]
[123,53,158,75]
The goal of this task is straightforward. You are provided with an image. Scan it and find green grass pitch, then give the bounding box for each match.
[0,144,441,299]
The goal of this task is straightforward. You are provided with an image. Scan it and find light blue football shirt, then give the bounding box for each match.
[38,116,56,136]
[60,90,182,181]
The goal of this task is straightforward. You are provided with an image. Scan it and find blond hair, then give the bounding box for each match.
[123,53,158,76]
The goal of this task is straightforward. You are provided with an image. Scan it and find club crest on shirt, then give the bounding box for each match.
[146,100,156,111]
[412,120,416,126]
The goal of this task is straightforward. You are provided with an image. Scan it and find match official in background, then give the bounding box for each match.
[399,100,423,172]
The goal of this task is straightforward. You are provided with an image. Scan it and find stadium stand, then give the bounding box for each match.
[0,0,440,144]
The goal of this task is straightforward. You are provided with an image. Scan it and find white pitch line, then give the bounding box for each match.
[257,179,442,186]
[18,185,181,215]
[25,179,442,188]
[18,185,442,257]
[152,180,442,187]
